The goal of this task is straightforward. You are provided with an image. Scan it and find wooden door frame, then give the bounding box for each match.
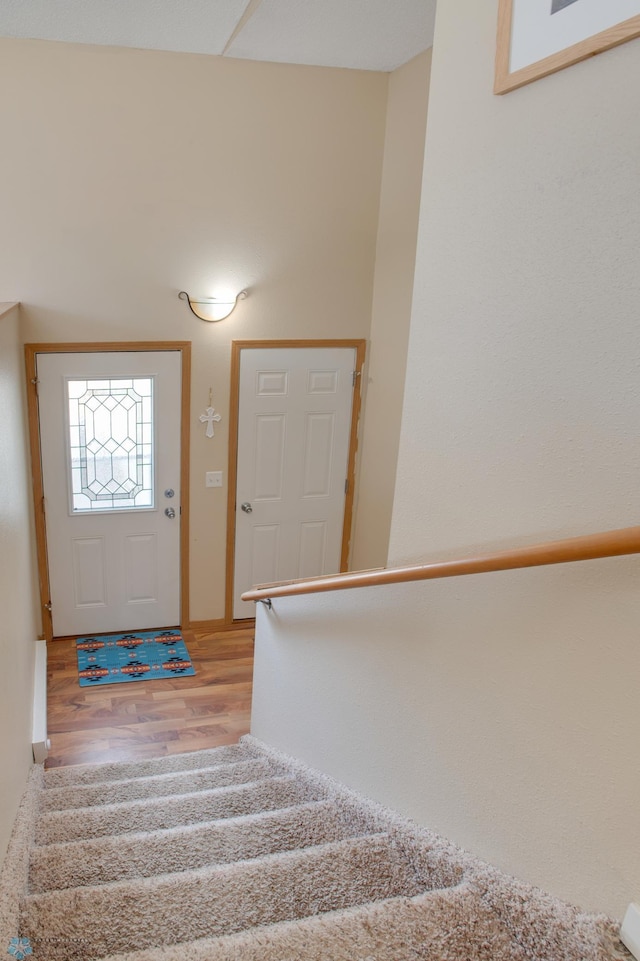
[225,339,366,624]
[25,341,191,642]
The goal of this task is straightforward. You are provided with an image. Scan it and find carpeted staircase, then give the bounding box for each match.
[0,737,630,961]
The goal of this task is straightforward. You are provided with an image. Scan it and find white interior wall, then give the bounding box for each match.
[0,304,40,867]
[390,0,640,566]
[387,0,640,911]
[251,554,640,918]
[251,0,640,920]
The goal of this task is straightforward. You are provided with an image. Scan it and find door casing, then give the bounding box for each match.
[226,339,365,624]
[25,342,191,641]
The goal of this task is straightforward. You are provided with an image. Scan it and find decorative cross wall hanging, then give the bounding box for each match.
[199,388,222,438]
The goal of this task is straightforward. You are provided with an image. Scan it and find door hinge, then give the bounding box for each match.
[344,478,349,494]
[44,602,52,613]
[31,377,39,396]
[352,370,361,387]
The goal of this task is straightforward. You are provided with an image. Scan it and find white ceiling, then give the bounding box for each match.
[0,0,436,72]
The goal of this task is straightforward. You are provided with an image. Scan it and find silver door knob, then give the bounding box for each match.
[164,507,176,518]
[241,502,253,513]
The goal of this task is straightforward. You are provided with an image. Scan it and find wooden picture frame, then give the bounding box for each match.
[495,0,640,94]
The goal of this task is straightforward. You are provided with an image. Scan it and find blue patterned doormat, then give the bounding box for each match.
[76,630,196,687]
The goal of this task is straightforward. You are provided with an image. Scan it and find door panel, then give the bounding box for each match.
[36,351,182,636]
[251,525,281,586]
[233,347,356,619]
[298,521,328,577]
[254,415,286,499]
[72,537,107,607]
[124,533,159,604]
[303,413,335,496]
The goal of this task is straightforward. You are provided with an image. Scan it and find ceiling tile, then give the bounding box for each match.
[0,0,436,71]
[226,0,436,71]
[0,0,249,56]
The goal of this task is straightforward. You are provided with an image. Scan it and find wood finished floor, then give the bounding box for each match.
[46,627,254,768]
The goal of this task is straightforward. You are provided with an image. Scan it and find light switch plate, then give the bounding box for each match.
[205,471,223,488]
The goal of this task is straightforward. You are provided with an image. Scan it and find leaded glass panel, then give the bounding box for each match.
[67,377,154,512]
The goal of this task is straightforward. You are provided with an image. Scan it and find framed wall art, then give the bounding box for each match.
[495,0,640,94]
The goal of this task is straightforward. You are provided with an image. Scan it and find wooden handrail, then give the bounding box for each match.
[241,525,640,603]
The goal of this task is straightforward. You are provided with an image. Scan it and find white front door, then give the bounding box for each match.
[233,347,357,619]
[36,351,182,637]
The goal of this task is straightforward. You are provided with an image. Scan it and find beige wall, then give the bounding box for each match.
[0,304,39,867]
[390,0,640,913]
[251,0,640,919]
[352,50,431,570]
[389,0,640,918]
[390,1,640,565]
[0,38,388,622]
[251,566,640,917]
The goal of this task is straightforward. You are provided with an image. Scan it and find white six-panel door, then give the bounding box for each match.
[233,347,356,619]
[37,351,182,636]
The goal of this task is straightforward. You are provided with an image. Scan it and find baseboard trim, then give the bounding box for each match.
[187,618,255,633]
[32,639,49,763]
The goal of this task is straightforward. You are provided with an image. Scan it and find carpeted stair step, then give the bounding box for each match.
[29,799,369,893]
[1,738,625,961]
[35,775,320,844]
[39,757,281,811]
[42,743,251,788]
[99,884,528,961]
[20,833,424,960]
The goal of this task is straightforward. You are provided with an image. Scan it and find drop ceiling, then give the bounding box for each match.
[0,0,436,72]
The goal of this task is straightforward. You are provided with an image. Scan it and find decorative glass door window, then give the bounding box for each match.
[67,378,154,512]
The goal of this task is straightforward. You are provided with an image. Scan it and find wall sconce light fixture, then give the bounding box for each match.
[178,289,248,322]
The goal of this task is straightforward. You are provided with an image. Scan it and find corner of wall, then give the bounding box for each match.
[351,49,432,570]
[0,302,41,867]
